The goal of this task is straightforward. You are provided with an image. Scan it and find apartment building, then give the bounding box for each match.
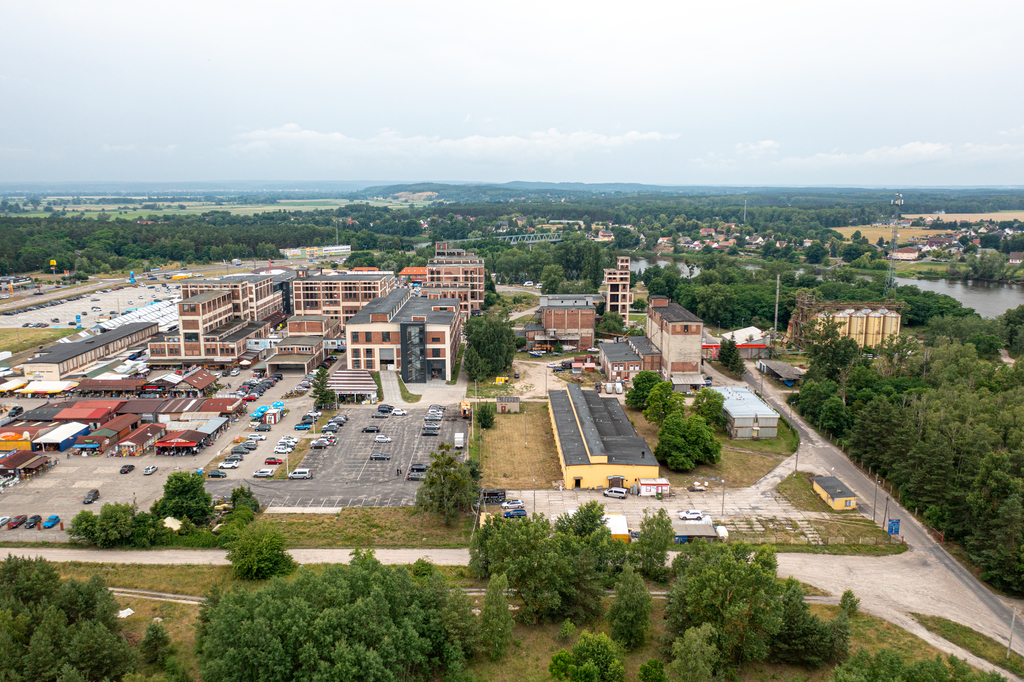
[603,256,633,317]
[180,275,283,322]
[420,242,484,315]
[290,271,397,328]
[345,288,462,383]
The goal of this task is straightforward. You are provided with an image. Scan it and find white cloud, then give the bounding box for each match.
[735,140,779,157]
[229,124,676,163]
[999,124,1024,136]
[101,144,137,153]
[777,141,953,168]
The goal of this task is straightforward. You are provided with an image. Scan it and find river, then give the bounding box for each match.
[629,257,1024,318]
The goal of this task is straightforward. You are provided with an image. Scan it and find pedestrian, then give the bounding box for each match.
[397,467,401,477]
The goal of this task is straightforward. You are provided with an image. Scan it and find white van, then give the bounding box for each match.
[715,526,729,542]
[523,281,533,287]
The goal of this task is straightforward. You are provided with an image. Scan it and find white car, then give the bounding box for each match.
[373,435,392,443]
[523,281,534,287]
[501,499,525,510]
[547,362,560,368]
[391,409,408,416]
[289,468,313,479]
[252,468,275,478]
[274,446,293,455]
[306,411,322,418]
[247,434,267,441]
[586,347,600,353]
[0,516,10,527]
[679,509,704,521]
[219,461,240,469]
[143,465,158,475]
[230,368,240,376]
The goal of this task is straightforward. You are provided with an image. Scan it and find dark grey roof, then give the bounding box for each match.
[599,342,640,363]
[29,323,158,365]
[524,322,545,332]
[812,476,856,500]
[551,383,652,467]
[181,291,228,304]
[19,406,65,421]
[759,359,804,380]
[629,336,661,356]
[649,299,702,323]
[347,289,459,326]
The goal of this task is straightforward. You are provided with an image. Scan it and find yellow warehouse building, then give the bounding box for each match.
[549,383,660,490]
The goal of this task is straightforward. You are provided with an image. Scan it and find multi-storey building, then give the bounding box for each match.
[147,291,269,368]
[180,275,283,322]
[420,242,484,315]
[345,288,462,383]
[290,271,397,328]
[522,294,600,350]
[603,256,633,317]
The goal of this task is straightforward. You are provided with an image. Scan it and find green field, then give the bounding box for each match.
[0,327,79,353]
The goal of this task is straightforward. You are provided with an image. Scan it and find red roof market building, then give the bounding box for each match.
[118,424,166,457]
[53,406,117,429]
[0,449,55,479]
[95,413,141,441]
[155,429,207,455]
[199,398,244,416]
[73,378,145,396]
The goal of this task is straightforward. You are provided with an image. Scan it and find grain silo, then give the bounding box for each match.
[884,311,902,338]
[832,311,850,338]
[849,310,867,346]
[866,311,884,348]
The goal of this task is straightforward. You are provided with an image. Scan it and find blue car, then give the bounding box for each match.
[503,509,527,518]
[294,423,312,431]
[42,515,60,529]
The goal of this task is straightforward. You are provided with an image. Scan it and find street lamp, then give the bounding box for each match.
[721,479,726,517]
[872,478,880,523]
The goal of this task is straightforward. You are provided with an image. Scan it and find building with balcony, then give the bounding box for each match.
[345,288,462,382]
[180,274,283,322]
[290,271,397,328]
[420,242,484,315]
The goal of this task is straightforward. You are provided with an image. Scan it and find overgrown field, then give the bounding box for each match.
[261,508,475,548]
[479,403,561,489]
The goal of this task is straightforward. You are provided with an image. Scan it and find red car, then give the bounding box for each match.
[264,457,283,465]
[8,515,27,529]
[243,394,258,402]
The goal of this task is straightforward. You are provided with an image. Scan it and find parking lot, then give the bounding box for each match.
[206,406,468,510]
[0,281,182,328]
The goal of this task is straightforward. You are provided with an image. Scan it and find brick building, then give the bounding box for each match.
[147,290,269,368]
[523,294,600,350]
[290,271,397,328]
[603,256,633,317]
[420,242,484,315]
[180,274,284,322]
[345,288,462,382]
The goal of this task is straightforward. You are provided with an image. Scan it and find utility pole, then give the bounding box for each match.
[884,192,903,298]
[773,274,780,355]
[743,200,747,224]
[883,495,890,529]
[1009,609,1018,660]
[872,479,880,523]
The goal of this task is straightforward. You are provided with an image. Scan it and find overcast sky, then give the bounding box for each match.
[2,1,1023,187]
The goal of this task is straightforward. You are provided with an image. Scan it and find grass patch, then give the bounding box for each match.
[397,374,422,403]
[447,343,465,385]
[262,508,475,548]
[370,371,384,400]
[0,326,79,353]
[913,613,1024,678]
[479,403,561,490]
[777,471,838,514]
[710,360,745,381]
[723,418,799,457]
[55,562,237,596]
[469,377,520,399]
[116,597,202,681]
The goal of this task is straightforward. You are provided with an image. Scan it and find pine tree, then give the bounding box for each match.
[608,563,652,650]
[718,338,745,375]
[310,367,334,409]
[480,573,515,660]
[140,620,171,664]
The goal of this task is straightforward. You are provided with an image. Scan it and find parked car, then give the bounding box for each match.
[255,424,272,432]
[377,404,394,413]
[503,509,528,518]
[143,465,158,475]
[371,411,389,419]
[322,424,339,432]
[242,441,258,450]
[8,515,28,528]
[288,468,313,479]
[391,408,408,416]
[679,509,704,521]
[24,515,43,529]
[208,470,228,478]
[369,452,391,461]
[0,516,9,527]
[219,461,240,469]
[265,457,283,465]
[83,489,100,504]
[501,499,526,510]
[362,425,380,433]
[274,446,293,455]
[373,435,392,443]
[247,433,267,441]
[42,515,60,529]
[405,472,426,481]
[278,437,298,444]
[119,464,135,474]
[252,468,275,478]
[687,483,707,493]
[603,487,628,499]
[409,463,428,473]
[294,423,312,430]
